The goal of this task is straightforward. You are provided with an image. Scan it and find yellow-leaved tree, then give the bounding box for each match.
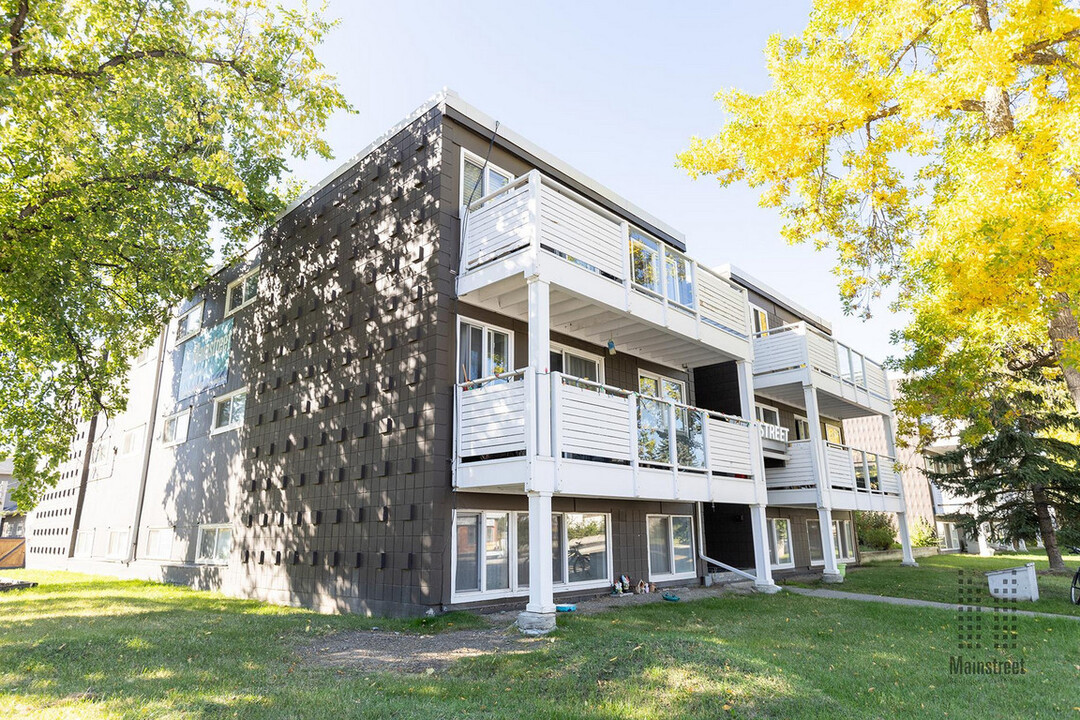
[677,0,1080,431]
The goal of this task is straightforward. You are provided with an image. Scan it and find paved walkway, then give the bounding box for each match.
[784,586,1080,622]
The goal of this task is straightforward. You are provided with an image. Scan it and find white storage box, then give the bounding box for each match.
[985,562,1039,602]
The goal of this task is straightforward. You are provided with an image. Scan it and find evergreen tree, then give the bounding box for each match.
[927,363,1080,573]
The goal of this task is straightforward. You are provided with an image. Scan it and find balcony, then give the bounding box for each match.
[764,440,903,512]
[457,170,751,367]
[453,369,759,504]
[753,322,891,416]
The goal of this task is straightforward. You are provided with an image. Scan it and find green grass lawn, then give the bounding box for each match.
[1,568,1078,719]
[793,550,1080,617]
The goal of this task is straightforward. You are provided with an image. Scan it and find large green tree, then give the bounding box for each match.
[677,0,1080,426]
[0,0,349,508]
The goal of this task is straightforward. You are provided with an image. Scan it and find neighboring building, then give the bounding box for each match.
[25,91,915,628]
[1,459,26,568]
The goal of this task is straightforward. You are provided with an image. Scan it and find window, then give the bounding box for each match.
[212,389,248,434]
[175,302,204,343]
[750,305,770,335]
[550,345,603,383]
[794,415,811,441]
[638,372,685,403]
[196,525,232,564]
[755,404,780,427]
[664,249,695,308]
[647,515,696,579]
[106,528,130,559]
[74,529,94,557]
[461,151,512,207]
[768,518,794,568]
[938,522,960,550]
[161,409,191,446]
[452,510,610,599]
[807,520,825,565]
[225,267,260,316]
[144,528,173,560]
[824,422,843,445]
[134,343,156,366]
[457,318,512,382]
[630,229,662,293]
[119,426,145,456]
[832,519,856,561]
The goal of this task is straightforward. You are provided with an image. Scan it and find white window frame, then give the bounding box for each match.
[450,509,612,603]
[793,415,811,441]
[768,517,795,569]
[459,148,514,208]
[637,371,686,404]
[118,425,145,456]
[807,519,825,566]
[211,388,248,435]
[550,343,605,384]
[832,518,856,562]
[160,409,191,447]
[750,305,770,335]
[143,527,174,560]
[456,316,515,382]
[938,521,960,551]
[225,266,260,317]
[755,403,781,427]
[133,343,156,367]
[175,302,204,343]
[195,524,232,565]
[645,514,697,581]
[105,527,130,560]
[74,529,95,557]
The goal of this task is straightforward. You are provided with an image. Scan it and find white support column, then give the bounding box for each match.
[881,413,917,567]
[817,507,842,582]
[977,522,995,556]
[527,276,552,458]
[896,511,917,566]
[518,490,556,634]
[805,385,842,582]
[737,360,779,592]
[748,504,778,592]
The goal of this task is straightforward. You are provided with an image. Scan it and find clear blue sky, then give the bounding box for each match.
[288,0,904,364]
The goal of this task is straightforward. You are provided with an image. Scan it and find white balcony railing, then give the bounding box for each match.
[454,370,756,491]
[752,322,889,401]
[765,439,901,497]
[461,170,750,340]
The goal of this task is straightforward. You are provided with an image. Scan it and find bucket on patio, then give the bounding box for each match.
[985,562,1039,602]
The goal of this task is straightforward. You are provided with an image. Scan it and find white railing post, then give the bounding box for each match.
[459,204,470,278]
[620,221,631,310]
[452,382,462,487]
[527,170,542,274]
[628,393,639,497]
[667,400,679,497]
[701,412,714,503]
[658,244,669,323]
[551,372,563,473]
[523,367,536,461]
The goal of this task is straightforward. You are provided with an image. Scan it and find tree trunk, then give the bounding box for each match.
[1049,293,1080,412]
[1031,485,1066,573]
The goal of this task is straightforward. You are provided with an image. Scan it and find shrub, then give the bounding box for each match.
[910,518,939,548]
[856,511,897,551]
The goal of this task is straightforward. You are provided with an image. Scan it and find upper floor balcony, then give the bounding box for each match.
[453,369,760,505]
[458,170,751,368]
[752,322,891,416]
[764,439,904,513]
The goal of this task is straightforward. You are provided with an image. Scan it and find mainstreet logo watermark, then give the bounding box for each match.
[950,568,1027,675]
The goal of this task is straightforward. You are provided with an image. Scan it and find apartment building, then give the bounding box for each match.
[25,91,915,630]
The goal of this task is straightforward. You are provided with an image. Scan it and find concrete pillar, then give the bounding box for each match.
[748,504,779,592]
[897,511,917,566]
[818,507,842,583]
[736,360,779,593]
[518,491,556,634]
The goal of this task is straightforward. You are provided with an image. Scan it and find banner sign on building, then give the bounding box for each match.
[178,318,233,399]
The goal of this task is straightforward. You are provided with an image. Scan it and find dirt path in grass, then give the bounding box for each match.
[298,581,756,673]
